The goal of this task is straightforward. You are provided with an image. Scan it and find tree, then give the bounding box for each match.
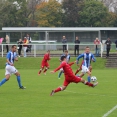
[0,0,44,29]
[62,0,83,27]
[78,0,115,27]
[35,0,63,27]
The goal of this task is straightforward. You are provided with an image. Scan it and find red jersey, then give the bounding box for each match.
[42,53,50,63]
[54,61,74,77]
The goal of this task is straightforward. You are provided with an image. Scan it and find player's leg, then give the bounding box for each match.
[0,74,10,86]
[58,68,64,78]
[15,71,26,89]
[43,63,49,75]
[50,79,69,96]
[73,75,98,87]
[89,66,92,72]
[38,67,44,75]
[0,65,12,86]
[80,78,98,87]
[75,67,81,75]
[86,70,91,82]
[38,62,44,75]
[74,47,76,56]
[82,65,91,82]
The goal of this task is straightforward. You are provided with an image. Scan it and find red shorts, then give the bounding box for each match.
[63,75,81,86]
[41,62,49,68]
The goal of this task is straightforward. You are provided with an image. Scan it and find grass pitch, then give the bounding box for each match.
[0,57,117,117]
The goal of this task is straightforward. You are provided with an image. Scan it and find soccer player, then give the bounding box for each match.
[76,46,95,82]
[58,50,70,78]
[75,60,92,76]
[50,56,98,96]
[38,50,50,75]
[0,45,26,89]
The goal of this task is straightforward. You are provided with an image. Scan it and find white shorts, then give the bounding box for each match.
[60,68,63,71]
[5,65,18,75]
[81,65,89,74]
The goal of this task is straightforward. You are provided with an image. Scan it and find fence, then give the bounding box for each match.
[0,43,104,57]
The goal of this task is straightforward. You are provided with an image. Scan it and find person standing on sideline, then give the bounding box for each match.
[26,34,32,53]
[17,39,23,57]
[23,37,28,57]
[105,38,111,58]
[115,39,117,51]
[74,36,80,56]
[0,45,26,89]
[5,35,10,53]
[94,38,100,57]
[0,37,4,52]
[62,36,67,52]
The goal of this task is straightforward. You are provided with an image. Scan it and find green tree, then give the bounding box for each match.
[35,0,62,27]
[62,0,83,27]
[78,0,115,27]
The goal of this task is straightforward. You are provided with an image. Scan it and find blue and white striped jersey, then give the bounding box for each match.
[60,54,70,63]
[6,51,17,66]
[76,53,96,68]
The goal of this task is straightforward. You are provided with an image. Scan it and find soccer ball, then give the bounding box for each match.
[91,76,97,82]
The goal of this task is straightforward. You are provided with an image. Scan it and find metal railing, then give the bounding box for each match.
[0,43,103,57]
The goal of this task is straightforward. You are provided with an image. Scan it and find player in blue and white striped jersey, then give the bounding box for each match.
[0,45,26,89]
[58,50,70,78]
[76,46,96,82]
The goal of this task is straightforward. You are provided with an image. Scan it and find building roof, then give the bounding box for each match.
[2,27,117,32]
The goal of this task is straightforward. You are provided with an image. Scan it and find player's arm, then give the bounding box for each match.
[76,54,84,65]
[51,62,65,73]
[6,53,14,66]
[91,54,96,62]
[68,61,76,66]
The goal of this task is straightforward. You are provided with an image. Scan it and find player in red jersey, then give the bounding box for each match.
[50,56,98,96]
[38,50,50,75]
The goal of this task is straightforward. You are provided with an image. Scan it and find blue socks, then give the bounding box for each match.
[17,76,22,87]
[87,76,91,82]
[0,78,7,86]
[58,71,63,78]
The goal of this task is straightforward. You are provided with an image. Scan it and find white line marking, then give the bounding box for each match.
[64,90,117,98]
[102,105,117,117]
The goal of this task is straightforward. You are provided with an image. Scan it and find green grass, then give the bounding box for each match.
[0,57,106,69]
[0,57,117,117]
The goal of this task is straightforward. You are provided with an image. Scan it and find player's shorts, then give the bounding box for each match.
[60,68,63,71]
[81,65,89,74]
[5,65,18,75]
[41,62,49,68]
[63,75,81,86]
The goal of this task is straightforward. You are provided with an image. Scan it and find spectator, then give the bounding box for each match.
[62,36,67,52]
[94,37,100,57]
[23,37,28,57]
[0,37,4,52]
[105,38,112,58]
[26,34,32,53]
[115,39,117,51]
[17,39,23,57]
[5,35,10,53]
[74,36,80,56]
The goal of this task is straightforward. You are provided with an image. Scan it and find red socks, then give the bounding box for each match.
[75,69,80,75]
[43,69,47,73]
[54,87,62,93]
[38,70,42,74]
[85,82,93,87]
